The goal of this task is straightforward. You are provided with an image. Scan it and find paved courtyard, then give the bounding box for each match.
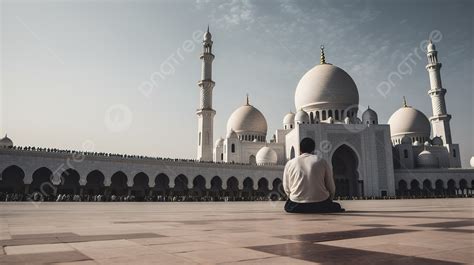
[0,199,472,264]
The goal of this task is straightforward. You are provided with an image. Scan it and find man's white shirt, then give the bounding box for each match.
[283,153,336,203]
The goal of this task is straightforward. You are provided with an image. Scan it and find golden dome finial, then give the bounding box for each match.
[320,45,326,64]
[403,96,408,107]
[246,94,250,105]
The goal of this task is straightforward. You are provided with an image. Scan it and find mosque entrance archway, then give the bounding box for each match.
[331,144,361,197]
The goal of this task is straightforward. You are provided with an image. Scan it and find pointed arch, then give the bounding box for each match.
[154,173,169,195]
[0,165,25,193]
[257,178,269,196]
[59,169,81,195]
[192,175,206,196]
[31,167,54,195]
[110,171,128,196]
[226,177,239,198]
[174,174,188,195]
[210,176,223,196]
[330,144,360,197]
[85,170,105,195]
[132,172,149,200]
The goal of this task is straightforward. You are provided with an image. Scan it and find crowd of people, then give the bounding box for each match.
[1,191,470,202]
[4,145,260,167]
[0,191,284,202]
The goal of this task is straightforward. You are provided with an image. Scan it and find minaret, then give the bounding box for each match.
[196,26,216,161]
[426,40,452,144]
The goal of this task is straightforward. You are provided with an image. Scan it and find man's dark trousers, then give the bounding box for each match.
[285,197,344,213]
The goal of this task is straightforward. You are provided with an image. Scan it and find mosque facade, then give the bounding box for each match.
[0,29,473,198]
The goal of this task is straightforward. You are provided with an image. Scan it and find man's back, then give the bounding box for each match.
[283,153,335,203]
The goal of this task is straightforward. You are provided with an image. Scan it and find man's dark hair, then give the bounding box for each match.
[300,138,315,154]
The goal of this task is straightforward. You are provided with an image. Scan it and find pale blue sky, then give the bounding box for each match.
[1,0,473,166]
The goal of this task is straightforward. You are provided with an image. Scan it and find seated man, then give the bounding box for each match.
[283,138,344,213]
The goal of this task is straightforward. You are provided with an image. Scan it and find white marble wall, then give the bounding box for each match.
[0,149,283,190]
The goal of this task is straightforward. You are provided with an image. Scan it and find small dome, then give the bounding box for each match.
[295,64,359,111]
[204,26,212,41]
[215,138,224,147]
[226,102,267,137]
[256,146,278,166]
[362,106,378,125]
[427,41,436,52]
[283,112,295,127]
[388,106,430,139]
[424,141,431,146]
[295,109,310,124]
[413,140,421,146]
[401,135,412,145]
[0,134,13,148]
[470,156,474,168]
[226,129,238,139]
[416,150,439,168]
[432,136,443,146]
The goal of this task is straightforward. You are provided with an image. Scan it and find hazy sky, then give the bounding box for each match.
[1,0,473,167]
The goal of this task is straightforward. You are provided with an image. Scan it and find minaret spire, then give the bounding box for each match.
[426,40,452,144]
[196,26,216,161]
[320,45,326,64]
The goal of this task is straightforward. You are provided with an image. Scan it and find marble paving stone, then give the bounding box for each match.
[414,247,474,264]
[413,220,474,228]
[338,243,438,256]
[0,232,164,247]
[11,233,78,239]
[76,245,156,260]
[94,252,199,265]
[5,243,74,255]
[220,256,317,265]
[437,228,474,234]
[249,243,460,265]
[68,239,140,250]
[148,241,232,253]
[129,236,202,246]
[52,261,98,265]
[278,228,415,242]
[176,247,277,264]
[0,251,92,264]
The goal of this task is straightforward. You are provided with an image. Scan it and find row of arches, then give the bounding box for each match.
[308,109,357,123]
[238,135,265,142]
[397,179,473,196]
[0,165,284,199]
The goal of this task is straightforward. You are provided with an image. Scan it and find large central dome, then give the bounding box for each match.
[294,63,359,111]
[226,100,267,140]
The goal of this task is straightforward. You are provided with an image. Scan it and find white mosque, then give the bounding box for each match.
[197,28,472,196]
[0,28,473,198]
